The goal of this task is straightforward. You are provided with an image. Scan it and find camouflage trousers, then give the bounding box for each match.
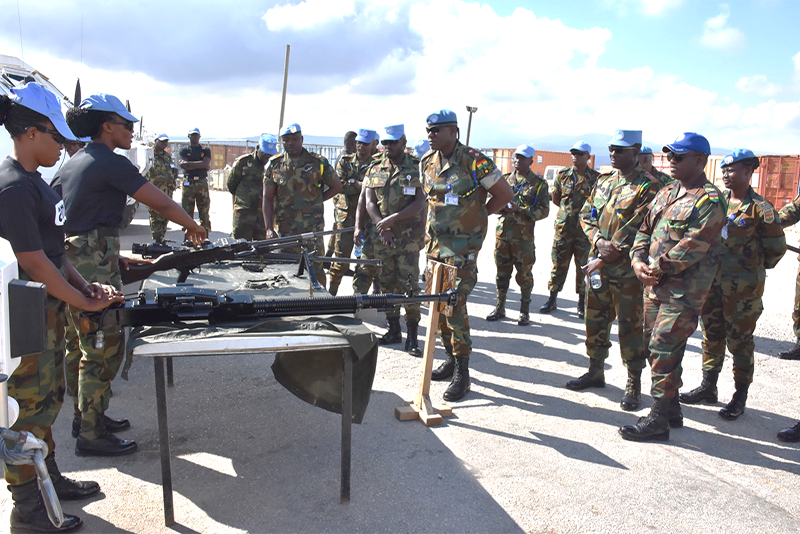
[494,236,535,302]
[585,270,646,371]
[328,216,357,295]
[181,180,211,232]
[375,239,421,323]
[65,231,125,439]
[699,279,762,384]
[352,225,379,294]
[148,183,174,241]
[427,256,478,357]
[793,263,800,339]
[644,296,700,400]
[547,231,590,294]
[4,288,66,486]
[231,204,266,240]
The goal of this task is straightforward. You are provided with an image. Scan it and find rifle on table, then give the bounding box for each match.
[79,285,456,343]
[788,244,800,255]
[121,227,380,285]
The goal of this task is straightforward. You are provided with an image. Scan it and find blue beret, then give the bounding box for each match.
[80,93,139,123]
[11,82,76,141]
[662,132,710,155]
[514,144,536,159]
[383,124,404,141]
[281,123,301,136]
[259,134,278,155]
[570,141,591,154]
[609,130,643,147]
[639,146,653,155]
[355,129,378,143]
[721,148,756,167]
[426,109,457,125]
[414,139,430,159]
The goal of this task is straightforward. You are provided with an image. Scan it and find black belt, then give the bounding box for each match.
[65,227,120,238]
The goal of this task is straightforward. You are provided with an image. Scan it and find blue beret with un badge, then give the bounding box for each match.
[608,129,642,147]
[426,109,457,125]
[281,123,301,136]
[259,134,279,155]
[383,124,404,141]
[721,148,756,168]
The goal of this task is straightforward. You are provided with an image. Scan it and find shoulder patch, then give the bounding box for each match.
[753,195,776,224]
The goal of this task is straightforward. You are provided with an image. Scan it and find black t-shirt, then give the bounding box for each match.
[0,157,66,267]
[179,145,211,179]
[55,142,148,233]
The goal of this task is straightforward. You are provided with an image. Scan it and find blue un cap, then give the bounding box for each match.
[414,139,430,159]
[155,133,169,141]
[426,109,457,125]
[355,129,378,143]
[639,146,653,155]
[721,148,757,168]
[515,144,536,159]
[663,132,710,155]
[11,82,76,141]
[383,125,404,141]
[609,130,642,147]
[281,123,301,136]
[79,93,138,123]
[570,140,591,154]
[187,127,200,136]
[259,133,278,155]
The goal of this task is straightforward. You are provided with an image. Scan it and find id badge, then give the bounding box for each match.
[444,193,459,206]
[403,186,416,196]
[183,180,191,187]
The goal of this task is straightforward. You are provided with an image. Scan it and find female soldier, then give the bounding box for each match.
[0,82,123,532]
[55,94,206,457]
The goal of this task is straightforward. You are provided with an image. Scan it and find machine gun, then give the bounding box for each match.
[121,227,380,285]
[79,285,457,340]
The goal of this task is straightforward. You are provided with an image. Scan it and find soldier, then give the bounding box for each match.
[179,127,212,233]
[422,109,513,401]
[776,192,800,360]
[327,130,357,257]
[680,149,786,420]
[638,146,672,186]
[329,129,378,295]
[540,141,599,318]
[568,130,658,412]
[619,133,726,442]
[351,131,384,296]
[363,124,425,354]
[263,123,342,287]
[486,144,550,326]
[228,134,278,240]
[414,139,430,159]
[146,133,178,243]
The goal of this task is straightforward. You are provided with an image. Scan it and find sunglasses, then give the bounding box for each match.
[425,126,442,135]
[381,139,399,146]
[28,124,66,144]
[666,152,688,163]
[608,146,636,154]
[106,119,135,132]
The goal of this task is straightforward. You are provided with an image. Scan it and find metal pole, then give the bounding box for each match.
[465,106,478,146]
[278,45,291,143]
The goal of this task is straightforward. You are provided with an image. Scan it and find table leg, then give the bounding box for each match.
[166,357,174,387]
[154,357,174,526]
[340,348,352,504]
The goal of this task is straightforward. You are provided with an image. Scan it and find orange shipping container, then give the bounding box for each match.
[487,148,594,175]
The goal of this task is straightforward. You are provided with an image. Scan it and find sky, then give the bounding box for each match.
[1,0,799,154]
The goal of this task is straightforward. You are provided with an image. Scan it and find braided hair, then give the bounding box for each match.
[66,106,116,140]
[0,94,50,137]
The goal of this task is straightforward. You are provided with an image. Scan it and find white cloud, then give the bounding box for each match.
[735,75,779,96]
[264,0,356,30]
[701,4,746,50]
[640,0,684,16]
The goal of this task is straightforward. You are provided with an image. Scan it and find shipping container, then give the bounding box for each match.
[487,149,595,176]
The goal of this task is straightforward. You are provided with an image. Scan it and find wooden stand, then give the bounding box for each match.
[395,261,457,426]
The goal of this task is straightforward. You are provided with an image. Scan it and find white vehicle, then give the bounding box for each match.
[543,165,565,189]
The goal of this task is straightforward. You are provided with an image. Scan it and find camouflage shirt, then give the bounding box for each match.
[713,187,786,297]
[420,141,503,260]
[650,167,672,187]
[228,150,266,211]
[146,149,176,191]
[779,193,800,230]
[580,163,659,277]
[553,166,600,237]
[263,148,337,234]
[496,169,550,243]
[363,152,423,246]
[334,153,374,225]
[631,175,726,311]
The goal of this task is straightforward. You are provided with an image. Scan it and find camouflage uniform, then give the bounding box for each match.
[65,230,125,438]
[364,152,423,322]
[548,166,600,293]
[264,148,338,286]
[580,164,659,371]
[631,177,726,400]
[699,188,785,383]
[180,145,212,232]
[421,141,503,356]
[146,149,177,241]
[329,153,371,294]
[650,167,672,187]
[228,150,267,240]
[778,194,800,339]
[494,170,550,303]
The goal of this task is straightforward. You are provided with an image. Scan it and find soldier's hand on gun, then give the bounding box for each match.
[118,256,153,272]
[633,261,660,287]
[266,228,279,240]
[185,222,207,245]
[82,282,123,301]
[596,238,622,262]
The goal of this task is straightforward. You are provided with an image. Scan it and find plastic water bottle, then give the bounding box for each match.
[588,257,602,289]
[354,236,364,259]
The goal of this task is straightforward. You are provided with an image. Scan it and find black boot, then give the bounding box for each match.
[577,292,585,320]
[618,397,670,442]
[719,382,749,420]
[443,356,471,401]
[679,370,719,404]
[8,479,83,532]
[778,341,800,360]
[517,300,530,326]
[777,421,800,442]
[431,351,455,381]
[45,453,100,501]
[371,280,381,295]
[539,291,558,314]
[668,394,683,428]
[72,414,130,438]
[379,317,402,345]
[486,295,506,321]
[75,430,137,457]
[619,369,641,411]
[405,321,421,357]
[566,359,605,390]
